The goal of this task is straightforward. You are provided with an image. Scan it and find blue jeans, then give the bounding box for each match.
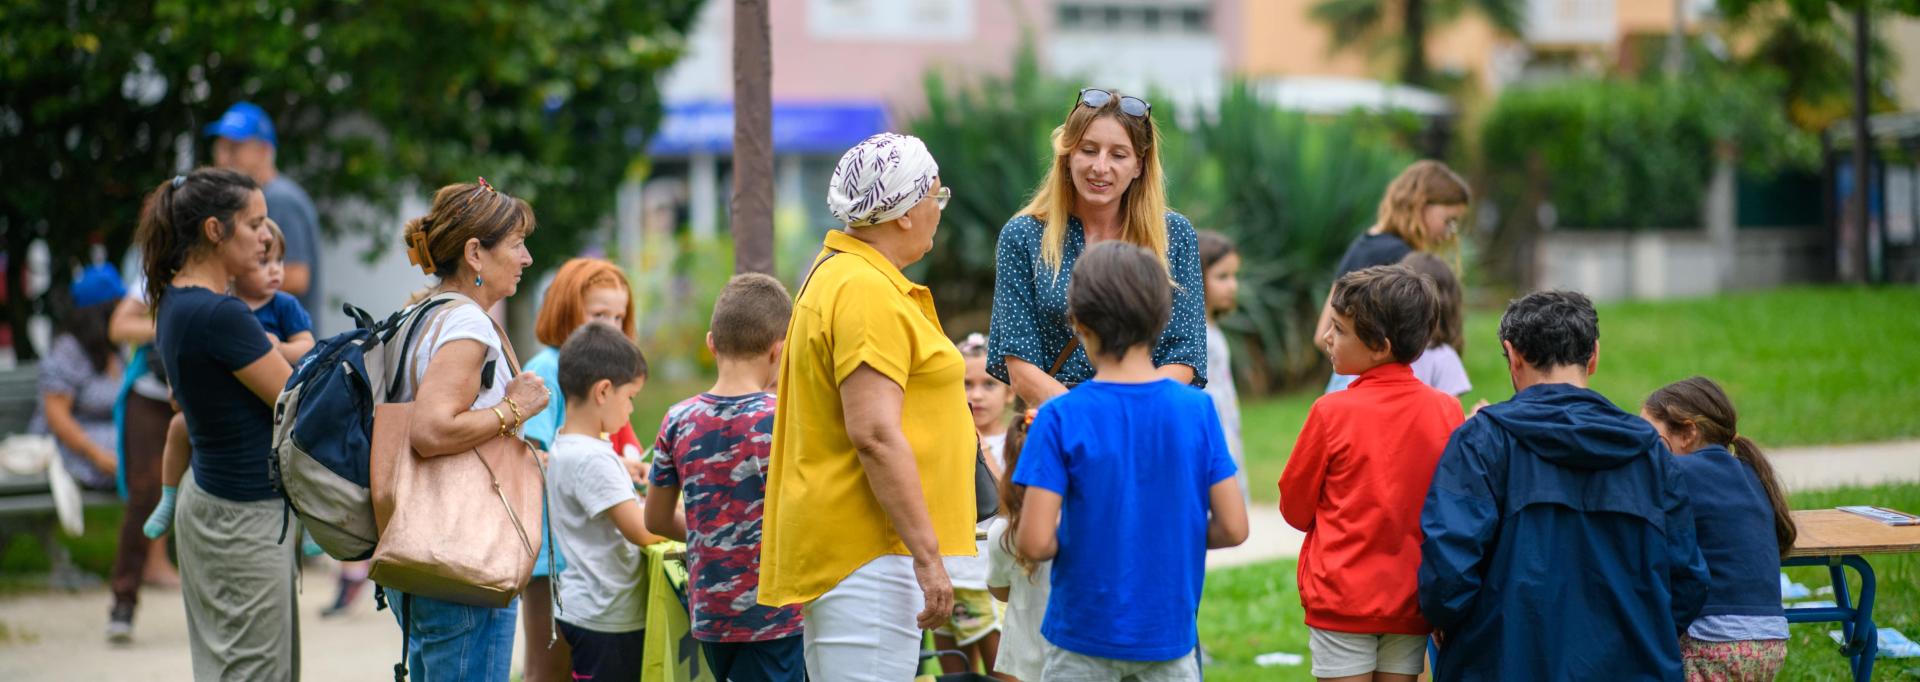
[385,588,518,682]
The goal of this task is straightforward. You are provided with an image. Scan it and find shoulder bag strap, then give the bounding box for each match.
[793,248,841,302]
[1047,336,1081,378]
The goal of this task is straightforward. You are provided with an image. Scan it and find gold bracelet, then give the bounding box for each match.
[503,397,526,425]
[492,407,512,437]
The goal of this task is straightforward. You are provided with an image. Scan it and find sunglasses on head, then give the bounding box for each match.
[1078,88,1151,118]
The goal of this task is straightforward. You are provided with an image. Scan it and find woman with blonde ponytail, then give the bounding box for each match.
[986,88,1207,406]
[1642,376,1795,681]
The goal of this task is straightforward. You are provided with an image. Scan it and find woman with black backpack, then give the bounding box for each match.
[136,167,300,679]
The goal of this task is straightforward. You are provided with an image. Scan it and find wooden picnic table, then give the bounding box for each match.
[1788,509,1920,558]
[1781,508,1920,682]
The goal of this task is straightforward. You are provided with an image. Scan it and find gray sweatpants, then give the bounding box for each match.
[177,472,301,681]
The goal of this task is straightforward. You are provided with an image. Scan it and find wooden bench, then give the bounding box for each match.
[0,364,122,589]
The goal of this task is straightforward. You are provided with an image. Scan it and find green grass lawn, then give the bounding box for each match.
[1242,286,1920,503]
[1199,482,1920,681]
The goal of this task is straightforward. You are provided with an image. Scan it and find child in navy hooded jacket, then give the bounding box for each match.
[1644,376,1796,679]
[1418,291,1709,681]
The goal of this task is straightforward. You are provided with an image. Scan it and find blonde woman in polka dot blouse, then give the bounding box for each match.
[987,88,1207,405]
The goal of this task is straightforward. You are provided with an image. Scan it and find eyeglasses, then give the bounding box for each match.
[934,186,951,210]
[1078,88,1151,118]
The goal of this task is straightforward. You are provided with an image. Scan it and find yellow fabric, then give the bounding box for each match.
[641,542,716,682]
[758,230,978,607]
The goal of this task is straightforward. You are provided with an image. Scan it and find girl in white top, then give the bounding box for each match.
[1397,252,1473,398]
[1197,231,1247,498]
[938,334,1012,674]
[985,413,1049,682]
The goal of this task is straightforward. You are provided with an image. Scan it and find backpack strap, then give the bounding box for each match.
[398,298,466,399]
[382,296,457,402]
[395,592,412,682]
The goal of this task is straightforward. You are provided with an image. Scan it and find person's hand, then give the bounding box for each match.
[913,556,955,630]
[622,456,647,486]
[505,372,550,418]
[89,446,119,478]
[1467,399,1490,418]
[1433,629,1446,649]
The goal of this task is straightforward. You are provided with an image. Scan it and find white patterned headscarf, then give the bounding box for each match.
[828,133,939,228]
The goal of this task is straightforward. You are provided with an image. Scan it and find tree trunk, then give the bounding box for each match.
[731,0,775,276]
[1401,0,1430,87]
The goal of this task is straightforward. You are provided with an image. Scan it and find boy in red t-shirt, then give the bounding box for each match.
[1280,265,1464,682]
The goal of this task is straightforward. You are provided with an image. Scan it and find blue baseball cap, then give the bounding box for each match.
[204,102,277,145]
[71,264,127,309]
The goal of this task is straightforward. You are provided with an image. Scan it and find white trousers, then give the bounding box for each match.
[803,554,924,682]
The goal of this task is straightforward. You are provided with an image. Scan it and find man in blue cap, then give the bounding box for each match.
[207,102,324,327]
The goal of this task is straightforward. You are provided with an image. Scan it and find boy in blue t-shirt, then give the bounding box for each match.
[1012,242,1250,680]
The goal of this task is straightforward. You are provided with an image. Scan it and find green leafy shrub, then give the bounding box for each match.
[1479,75,1815,230]
[1185,84,1415,389]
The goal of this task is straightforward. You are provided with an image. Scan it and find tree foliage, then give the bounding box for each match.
[1480,75,1815,232]
[1186,85,1415,389]
[0,0,704,357]
[907,45,1063,331]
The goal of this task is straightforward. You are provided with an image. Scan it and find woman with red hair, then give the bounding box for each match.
[519,257,644,682]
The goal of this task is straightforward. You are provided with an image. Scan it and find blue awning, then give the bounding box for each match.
[646,100,890,156]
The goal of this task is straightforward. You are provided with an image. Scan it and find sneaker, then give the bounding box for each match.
[106,602,134,644]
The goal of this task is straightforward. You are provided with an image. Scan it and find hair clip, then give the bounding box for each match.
[477,176,496,193]
[1023,408,1038,427]
[404,228,437,275]
[171,175,186,188]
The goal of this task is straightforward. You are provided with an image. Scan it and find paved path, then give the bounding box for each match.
[1,440,1912,680]
[0,565,531,681]
[1206,438,1920,570]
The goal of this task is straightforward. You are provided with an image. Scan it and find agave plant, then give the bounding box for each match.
[907,45,1066,329]
[1188,83,1415,391]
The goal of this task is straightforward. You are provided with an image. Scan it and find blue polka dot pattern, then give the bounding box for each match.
[986,211,1208,388]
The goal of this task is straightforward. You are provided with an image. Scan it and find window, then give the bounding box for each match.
[1057,2,1212,34]
[1179,6,1208,31]
[1059,4,1085,26]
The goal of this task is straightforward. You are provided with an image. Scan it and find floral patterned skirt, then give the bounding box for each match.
[1681,636,1788,682]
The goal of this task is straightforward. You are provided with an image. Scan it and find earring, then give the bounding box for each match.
[474,274,484,286]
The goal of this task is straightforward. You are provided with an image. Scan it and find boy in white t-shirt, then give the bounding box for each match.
[548,322,666,679]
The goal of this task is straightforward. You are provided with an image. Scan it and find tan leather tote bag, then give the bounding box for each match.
[368,295,545,608]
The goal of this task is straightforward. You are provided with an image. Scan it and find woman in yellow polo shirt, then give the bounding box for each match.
[758,133,977,682]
